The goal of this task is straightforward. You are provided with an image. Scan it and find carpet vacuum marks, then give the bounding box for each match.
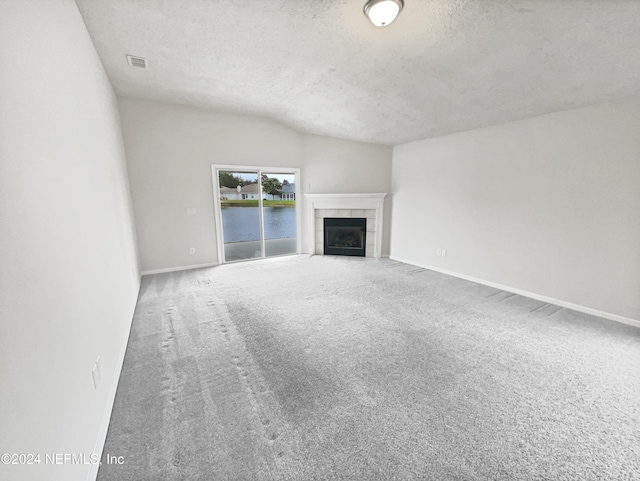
[98,255,640,480]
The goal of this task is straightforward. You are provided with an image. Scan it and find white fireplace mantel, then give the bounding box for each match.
[305,193,387,258]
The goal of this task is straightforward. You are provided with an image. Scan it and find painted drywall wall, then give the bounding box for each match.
[391,97,640,322]
[0,2,140,481]
[118,97,392,272]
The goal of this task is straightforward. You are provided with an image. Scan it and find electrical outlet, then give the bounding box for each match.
[186,207,196,215]
[437,249,442,256]
[442,249,447,257]
[92,357,101,389]
[189,247,195,254]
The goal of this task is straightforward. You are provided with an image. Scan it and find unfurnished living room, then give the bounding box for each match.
[1,1,640,480]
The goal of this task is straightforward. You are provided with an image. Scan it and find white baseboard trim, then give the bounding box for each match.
[389,255,640,330]
[141,262,219,276]
[86,279,140,481]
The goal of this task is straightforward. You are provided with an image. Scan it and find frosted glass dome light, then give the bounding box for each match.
[364,0,404,27]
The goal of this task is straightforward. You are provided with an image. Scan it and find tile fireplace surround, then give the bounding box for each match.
[305,193,387,258]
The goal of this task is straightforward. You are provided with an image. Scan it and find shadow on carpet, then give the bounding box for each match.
[97,255,640,480]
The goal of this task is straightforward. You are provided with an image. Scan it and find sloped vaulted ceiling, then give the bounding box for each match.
[75,0,640,145]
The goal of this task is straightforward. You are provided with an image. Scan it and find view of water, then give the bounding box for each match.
[221,206,296,243]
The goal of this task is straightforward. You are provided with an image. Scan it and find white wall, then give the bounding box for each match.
[118,97,392,272]
[391,97,640,322]
[0,2,140,481]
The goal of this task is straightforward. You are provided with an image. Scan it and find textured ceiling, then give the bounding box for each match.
[75,0,640,145]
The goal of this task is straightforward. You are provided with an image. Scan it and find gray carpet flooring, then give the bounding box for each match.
[97,255,640,480]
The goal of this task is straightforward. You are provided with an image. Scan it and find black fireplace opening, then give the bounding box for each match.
[323,217,366,257]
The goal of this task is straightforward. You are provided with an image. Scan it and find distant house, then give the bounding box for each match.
[263,183,295,200]
[280,183,295,200]
[262,184,296,200]
[219,186,240,200]
[220,183,295,201]
[219,184,260,200]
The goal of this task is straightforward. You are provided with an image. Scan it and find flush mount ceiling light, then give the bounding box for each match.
[364,0,404,27]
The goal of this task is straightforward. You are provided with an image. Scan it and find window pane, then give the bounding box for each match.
[218,171,262,261]
[261,172,296,257]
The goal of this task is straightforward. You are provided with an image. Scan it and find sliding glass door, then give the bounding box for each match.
[213,167,299,263]
[261,172,297,257]
[218,170,262,262]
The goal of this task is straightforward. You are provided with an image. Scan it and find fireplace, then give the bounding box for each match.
[323,218,366,257]
[305,193,387,258]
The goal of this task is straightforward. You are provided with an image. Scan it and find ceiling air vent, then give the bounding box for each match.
[126,55,147,69]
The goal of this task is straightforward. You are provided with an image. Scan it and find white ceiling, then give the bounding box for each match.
[75,0,640,145]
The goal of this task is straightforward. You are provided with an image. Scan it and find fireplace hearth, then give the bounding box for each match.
[324,218,366,257]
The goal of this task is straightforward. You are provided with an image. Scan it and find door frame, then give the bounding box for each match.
[211,165,302,264]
